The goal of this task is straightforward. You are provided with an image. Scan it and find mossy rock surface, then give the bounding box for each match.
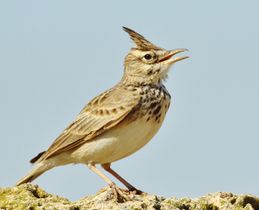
[0,184,258,210]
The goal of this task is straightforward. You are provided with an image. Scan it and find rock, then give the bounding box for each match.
[0,184,258,210]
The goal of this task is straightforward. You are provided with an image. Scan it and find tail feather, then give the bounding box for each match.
[16,162,51,186]
[30,151,46,164]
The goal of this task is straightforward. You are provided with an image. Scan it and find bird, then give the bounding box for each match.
[16,27,188,200]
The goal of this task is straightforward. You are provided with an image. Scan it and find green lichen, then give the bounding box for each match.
[0,184,258,210]
[0,184,70,210]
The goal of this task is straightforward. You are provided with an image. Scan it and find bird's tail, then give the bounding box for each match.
[16,161,52,186]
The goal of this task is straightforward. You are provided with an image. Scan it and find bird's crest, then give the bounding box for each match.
[123,26,162,51]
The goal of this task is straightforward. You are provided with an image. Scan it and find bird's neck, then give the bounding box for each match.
[120,74,162,87]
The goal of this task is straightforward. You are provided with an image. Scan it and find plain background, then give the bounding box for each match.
[0,1,258,201]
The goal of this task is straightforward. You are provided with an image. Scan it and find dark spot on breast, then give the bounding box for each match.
[104,109,109,115]
[153,105,161,115]
[120,106,125,110]
[150,102,158,109]
[143,98,149,103]
[146,116,150,122]
[99,109,104,115]
[155,113,161,121]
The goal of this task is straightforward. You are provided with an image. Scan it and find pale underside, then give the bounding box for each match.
[36,84,169,166]
[53,112,167,165]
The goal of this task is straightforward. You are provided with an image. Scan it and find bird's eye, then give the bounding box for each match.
[144,54,152,60]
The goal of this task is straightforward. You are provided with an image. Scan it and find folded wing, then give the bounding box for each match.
[37,86,140,162]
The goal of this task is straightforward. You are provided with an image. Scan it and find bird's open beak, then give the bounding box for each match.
[159,48,189,64]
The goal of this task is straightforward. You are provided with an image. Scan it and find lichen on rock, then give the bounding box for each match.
[0,184,258,210]
[0,184,70,209]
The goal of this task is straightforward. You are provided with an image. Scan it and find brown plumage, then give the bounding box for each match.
[35,86,141,161]
[123,26,162,50]
[17,27,188,201]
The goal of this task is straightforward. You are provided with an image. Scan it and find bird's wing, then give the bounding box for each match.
[39,86,141,161]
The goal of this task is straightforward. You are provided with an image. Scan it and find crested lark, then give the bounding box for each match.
[16,27,188,198]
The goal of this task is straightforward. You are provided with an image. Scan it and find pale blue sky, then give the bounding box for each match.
[0,0,258,201]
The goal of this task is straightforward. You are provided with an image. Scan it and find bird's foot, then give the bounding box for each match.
[108,183,132,202]
[107,183,145,202]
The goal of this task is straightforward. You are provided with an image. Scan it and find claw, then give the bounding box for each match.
[109,183,131,202]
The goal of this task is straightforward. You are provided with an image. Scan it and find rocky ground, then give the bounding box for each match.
[0,184,259,210]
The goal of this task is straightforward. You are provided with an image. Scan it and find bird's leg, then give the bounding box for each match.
[101,163,143,194]
[87,163,130,201]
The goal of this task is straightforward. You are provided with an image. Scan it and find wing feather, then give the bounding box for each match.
[38,86,140,161]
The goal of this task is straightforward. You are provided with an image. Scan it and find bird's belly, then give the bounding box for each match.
[72,115,165,164]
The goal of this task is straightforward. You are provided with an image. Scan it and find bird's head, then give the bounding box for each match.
[122,27,188,85]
